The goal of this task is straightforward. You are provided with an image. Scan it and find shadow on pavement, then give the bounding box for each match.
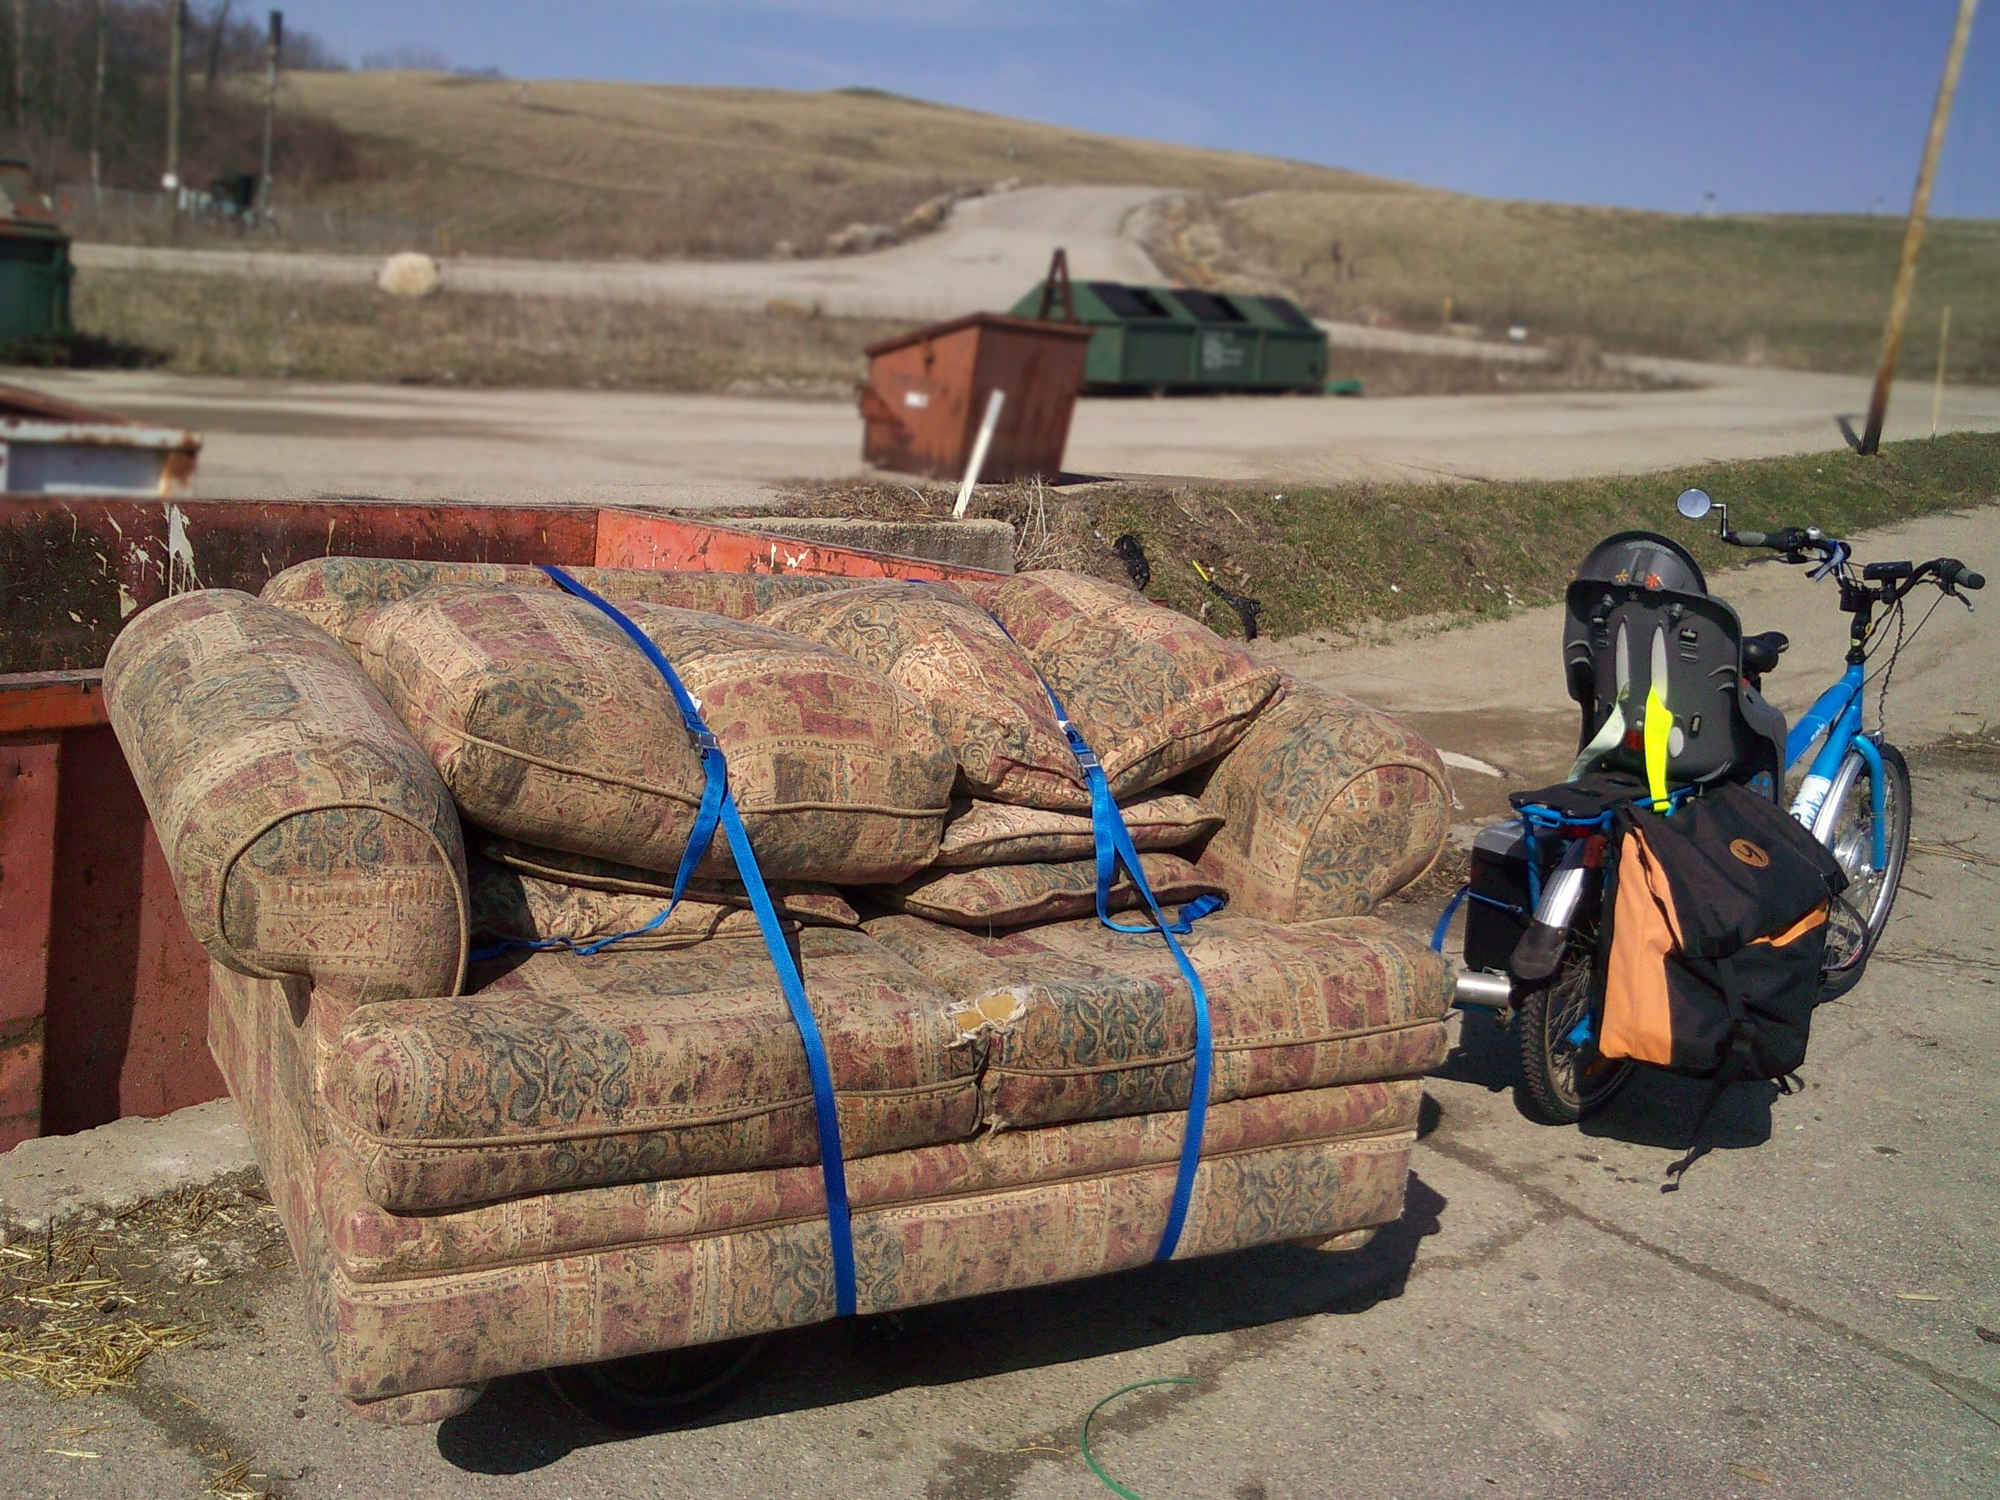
[1436,1005,1779,1156]
[434,1173,1450,1475]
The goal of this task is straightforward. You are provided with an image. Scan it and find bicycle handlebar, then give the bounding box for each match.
[1724,525,1983,595]
[1934,558,1985,591]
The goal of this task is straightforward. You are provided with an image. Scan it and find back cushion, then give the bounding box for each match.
[263,556,854,652]
[359,585,955,884]
[756,582,1089,810]
[967,570,1283,797]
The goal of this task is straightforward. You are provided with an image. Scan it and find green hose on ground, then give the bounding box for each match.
[1081,1377,1197,1500]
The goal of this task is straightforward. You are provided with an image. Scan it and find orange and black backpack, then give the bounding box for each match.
[1597,781,1847,1177]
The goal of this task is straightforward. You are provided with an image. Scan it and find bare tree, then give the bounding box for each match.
[91,0,106,192]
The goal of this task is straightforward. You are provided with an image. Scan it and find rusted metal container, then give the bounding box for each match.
[0,382,201,498]
[0,496,1005,1150]
[860,312,1093,482]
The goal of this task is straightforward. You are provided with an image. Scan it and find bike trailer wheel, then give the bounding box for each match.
[1514,932,1634,1126]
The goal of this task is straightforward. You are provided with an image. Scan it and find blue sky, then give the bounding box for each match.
[300,1,1997,218]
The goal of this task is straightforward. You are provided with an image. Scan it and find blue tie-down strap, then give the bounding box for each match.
[1031,671,1216,1264]
[530,566,859,1317]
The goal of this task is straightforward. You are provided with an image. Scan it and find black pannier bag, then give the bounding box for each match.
[1600,781,1847,1081]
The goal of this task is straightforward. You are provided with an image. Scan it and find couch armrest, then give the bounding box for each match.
[1187,679,1451,921]
[105,591,468,1007]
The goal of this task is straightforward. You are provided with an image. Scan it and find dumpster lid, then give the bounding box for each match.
[0,160,64,236]
[0,381,142,426]
[864,311,1096,359]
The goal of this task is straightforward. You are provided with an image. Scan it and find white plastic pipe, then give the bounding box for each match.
[954,388,1007,519]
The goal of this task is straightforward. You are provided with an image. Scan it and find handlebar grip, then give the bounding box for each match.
[1934,558,1986,590]
[1731,529,1768,547]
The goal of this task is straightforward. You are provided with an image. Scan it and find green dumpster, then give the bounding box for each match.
[1009,278,1327,394]
[0,161,75,347]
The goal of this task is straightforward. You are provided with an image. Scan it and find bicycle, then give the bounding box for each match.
[1450,489,1985,1125]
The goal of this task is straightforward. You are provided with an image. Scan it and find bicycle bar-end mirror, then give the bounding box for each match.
[1676,486,1729,539]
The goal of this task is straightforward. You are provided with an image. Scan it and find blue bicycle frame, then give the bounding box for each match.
[1783,660,1886,868]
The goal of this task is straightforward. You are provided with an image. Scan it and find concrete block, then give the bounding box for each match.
[728,516,1014,574]
[0,1098,254,1230]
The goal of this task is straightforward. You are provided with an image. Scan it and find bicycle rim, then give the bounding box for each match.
[1816,744,1911,947]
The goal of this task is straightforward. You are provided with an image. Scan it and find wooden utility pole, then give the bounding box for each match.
[1931,305,1952,437]
[90,0,107,195]
[258,9,281,221]
[1859,0,1979,455]
[165,0,187,202]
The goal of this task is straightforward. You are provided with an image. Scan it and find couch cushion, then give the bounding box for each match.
[964,570,1283,797]
[470,844,858,941]
[865,912,1450,1131]
[263,557,854,651]
[756,582,1090,810]
[935,793,1221,868]
[466,856,859,954]
[879,852,1224,929]
[103,590,468,1010]
[1187,679,1450,921]
[321,929,980,1212]
[359,584,955,884]
[317,1079,1422,1283]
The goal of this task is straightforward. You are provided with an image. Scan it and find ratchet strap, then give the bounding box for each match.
[1026,665,1217,1263]
[528,565,858,1316]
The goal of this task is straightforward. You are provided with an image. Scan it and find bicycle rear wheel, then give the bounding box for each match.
[1813,740,1911,999]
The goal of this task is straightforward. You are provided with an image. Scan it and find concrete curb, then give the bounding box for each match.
[0,1099,255,1231]
[728,515,1015,573]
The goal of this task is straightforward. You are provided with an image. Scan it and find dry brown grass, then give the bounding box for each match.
[53,265,1663,396]
[771,432,2000,644]
[67,267,905,392]
[1150,193,2000,382]
[271,71,1408,260]
[0,1180,287,1403]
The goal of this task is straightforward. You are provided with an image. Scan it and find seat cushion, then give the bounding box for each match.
[320,929,980,1212]
[935,793,1222,868]
[863,912,1450,1131]
[879,851,1224,929]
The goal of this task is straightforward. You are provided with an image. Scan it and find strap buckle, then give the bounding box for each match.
[687,725,721,754]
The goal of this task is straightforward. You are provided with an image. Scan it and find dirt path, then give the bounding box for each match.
[26,362,2000,508]
[70,185,1168,321]
[1276,505,2000,824]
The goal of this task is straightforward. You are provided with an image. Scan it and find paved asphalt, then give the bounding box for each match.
[3,746,1994,1499]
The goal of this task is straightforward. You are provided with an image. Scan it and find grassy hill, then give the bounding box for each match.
[1151,194,2000,382]
[278,70,1416,260]
[271,71,1996,383]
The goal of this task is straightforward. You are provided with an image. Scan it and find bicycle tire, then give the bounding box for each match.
[1514,929,1634,1125]
[1813,740,1911,1000]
